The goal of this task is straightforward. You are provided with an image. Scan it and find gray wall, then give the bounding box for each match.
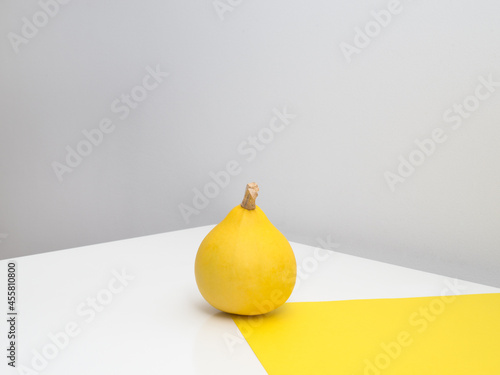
[1,0,499,287]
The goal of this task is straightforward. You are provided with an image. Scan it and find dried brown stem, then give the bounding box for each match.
[241,182,259,210]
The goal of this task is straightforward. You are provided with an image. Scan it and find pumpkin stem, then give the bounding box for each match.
[241,182,259,210]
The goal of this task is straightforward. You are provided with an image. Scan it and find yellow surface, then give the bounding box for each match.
[233,293,500,375]
[195,205,296,315]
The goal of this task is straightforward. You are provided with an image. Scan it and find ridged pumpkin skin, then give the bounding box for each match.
[195,204,296,316]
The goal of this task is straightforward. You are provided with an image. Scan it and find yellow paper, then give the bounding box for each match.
[233,293,500,375]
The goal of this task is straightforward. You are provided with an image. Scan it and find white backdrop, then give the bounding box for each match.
[0,0,499,286]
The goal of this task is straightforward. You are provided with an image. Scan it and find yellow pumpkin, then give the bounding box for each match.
[195,183,297,315]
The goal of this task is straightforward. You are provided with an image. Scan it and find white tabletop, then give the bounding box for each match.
[1,225,498,375]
